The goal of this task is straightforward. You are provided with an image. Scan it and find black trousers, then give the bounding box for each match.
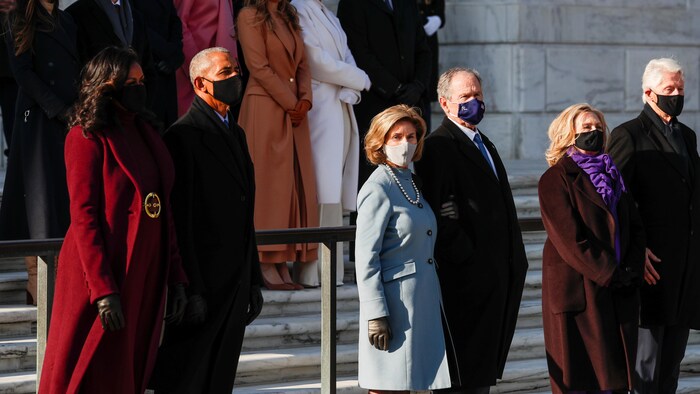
[634,324,690,394]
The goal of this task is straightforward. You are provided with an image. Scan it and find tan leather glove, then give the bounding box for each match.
[368,317,392,351]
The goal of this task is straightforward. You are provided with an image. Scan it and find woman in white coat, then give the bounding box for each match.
[355,105,450,392]
[291,0,370,287]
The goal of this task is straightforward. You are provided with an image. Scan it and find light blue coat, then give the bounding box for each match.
[355,166,451,390]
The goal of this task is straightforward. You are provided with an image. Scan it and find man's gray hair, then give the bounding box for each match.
[189,47,231,86]
[437,67,482,100]
[641,58,684,103]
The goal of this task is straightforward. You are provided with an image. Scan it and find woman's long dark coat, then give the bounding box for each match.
[0,9,79,240]
[538,155,646,393]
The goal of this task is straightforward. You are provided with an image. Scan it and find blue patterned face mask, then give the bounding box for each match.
[449,98,486,125]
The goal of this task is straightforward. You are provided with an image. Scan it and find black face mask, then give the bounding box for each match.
[203,75,243,107]
[115,84,147,113]
[655,93,684,117]
[574,129,605,153]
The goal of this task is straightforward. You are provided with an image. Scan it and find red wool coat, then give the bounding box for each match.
[39,118,188,394]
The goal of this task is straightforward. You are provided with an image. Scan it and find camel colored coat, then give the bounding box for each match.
[237,6,319,262]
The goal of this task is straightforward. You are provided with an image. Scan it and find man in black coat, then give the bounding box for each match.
[149,47,264,393]
[414,67,528,394]
[337,0,431,189]
[608,57,700,394]
[66,0,157,106]
[130,0,184,128]
[0,0,17,156]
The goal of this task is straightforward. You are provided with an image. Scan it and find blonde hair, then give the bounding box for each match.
[364,105,427,165]
[545,103,608,167]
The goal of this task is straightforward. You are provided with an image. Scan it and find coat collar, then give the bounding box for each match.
[367,0,394,15]
[302,0,346,60]
[51,11,80,61]
[440,116,500,184]
[560,155,611,215]
[188,96,248,190]
[638,110,693,186]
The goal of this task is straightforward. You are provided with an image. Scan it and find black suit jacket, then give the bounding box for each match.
[608,109,700,328]
[414,116,528,387]
[65,0,157,103]
[337,0,432,187]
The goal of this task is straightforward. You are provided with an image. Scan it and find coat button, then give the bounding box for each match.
[49,80,55,86]
[48,61,54,67]
[427,229,433,236]
[417,202,423,208]
[241,195,246,202]
[428,258,433,264]
[289,77,295,82]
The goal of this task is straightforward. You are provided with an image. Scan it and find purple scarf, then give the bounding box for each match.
[568,148,627,262]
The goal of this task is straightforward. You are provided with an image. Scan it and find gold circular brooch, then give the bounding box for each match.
[144,192,161,219]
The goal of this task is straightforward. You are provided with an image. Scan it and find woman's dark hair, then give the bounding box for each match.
[11,0,57,56]
[70,46,157,136]
[244,0,300,32]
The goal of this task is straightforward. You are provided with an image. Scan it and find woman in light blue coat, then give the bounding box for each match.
[355,105,451,392]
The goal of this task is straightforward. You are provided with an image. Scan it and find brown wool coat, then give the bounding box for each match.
[538,155,646,394]
[237,7,319,262]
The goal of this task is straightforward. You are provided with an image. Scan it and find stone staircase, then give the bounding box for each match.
[0,161,699,393]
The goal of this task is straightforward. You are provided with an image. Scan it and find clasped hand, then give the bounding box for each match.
[96,294,125,331]
[288,100,311,127]
[368,317,392,351]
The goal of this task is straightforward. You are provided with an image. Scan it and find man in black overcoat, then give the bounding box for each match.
[149,47,264,394]
[130,0,184,128]
[414,67,528,394]
[65,0,157,106]
[337,0,431,189]
[607,57,700,394]
[0,0,17,156]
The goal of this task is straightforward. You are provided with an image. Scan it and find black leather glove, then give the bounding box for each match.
[610,267,639,289]
[395,81,424,106]
[96,294,125,331]
[440,197,459,220]
[165,284,187,325]
[156,60,174,75]
[368,317,392,351]
[246,285,264,325]
[184,294,207,325]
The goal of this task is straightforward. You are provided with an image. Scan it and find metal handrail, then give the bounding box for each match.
[0,218,544,393]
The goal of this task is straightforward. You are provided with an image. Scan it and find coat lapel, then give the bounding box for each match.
[368,0,393,14]
[441,117,499,184]
[104,124,144,199]
[639,112,691,186]
[562,156,611,216]
[52,12,80,61]
[310,1,345,60]
[137,121,175,195]
[270,20,295,60]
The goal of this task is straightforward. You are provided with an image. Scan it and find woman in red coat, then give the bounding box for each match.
[538,103,646,394]
[39,47,188,394]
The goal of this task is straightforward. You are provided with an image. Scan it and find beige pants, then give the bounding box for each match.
[294,203,345,287]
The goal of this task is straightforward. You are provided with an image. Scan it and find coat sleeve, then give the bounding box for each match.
[294,29,313,105]
[607,126,636,195]
[336,0,399,100]
[355,181,392,321]
[3,30,69,119]
[64,128,120,303]
[295,5,369,91]
[410,4,432,91]
[538,167,617,286]
[164,128,208,295]
[414,137,476,265]
[237,8,299,110]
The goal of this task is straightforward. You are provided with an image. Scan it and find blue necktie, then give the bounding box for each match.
[473,133,497,176]
[223,117,229,128]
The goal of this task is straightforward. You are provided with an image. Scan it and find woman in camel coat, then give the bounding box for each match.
[538,103,646,393]
[237,0,319,289]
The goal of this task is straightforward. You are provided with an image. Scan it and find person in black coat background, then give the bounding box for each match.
[130,0,184,128]
[337,0,431,190]
[0,0,79,305]
[415,67,528,393]
[0,0,17,156]
[418,0,444,104]
[149,47,263,394]
[607,57,700,394]
[65,0,157,108]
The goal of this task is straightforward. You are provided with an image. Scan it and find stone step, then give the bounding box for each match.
[522,269,542,301]
[0,259,26,274]
[525,243,543,270]
[528,374,700,394]
[235,343,358,386]
[0,272,27,306]
[0,371,35,394]
[258,285,359,319]
[0,306,35,340]
[242,311,359,351]
[233,376,364,393]
[0,338,35,374]
[514,195,541,220]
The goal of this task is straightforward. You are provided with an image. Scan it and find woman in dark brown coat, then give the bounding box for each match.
[538,103,646,394]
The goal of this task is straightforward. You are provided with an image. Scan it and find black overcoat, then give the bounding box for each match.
[337,0,431,188]
[0,9,79,240]
[608,109,700,328]
[130,0,183,128]
[149,96,263,393]
[65,0,157,105]
[414,117,528,388]
[539,155,646,393]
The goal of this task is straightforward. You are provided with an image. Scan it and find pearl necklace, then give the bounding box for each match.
[382,164,422,206]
